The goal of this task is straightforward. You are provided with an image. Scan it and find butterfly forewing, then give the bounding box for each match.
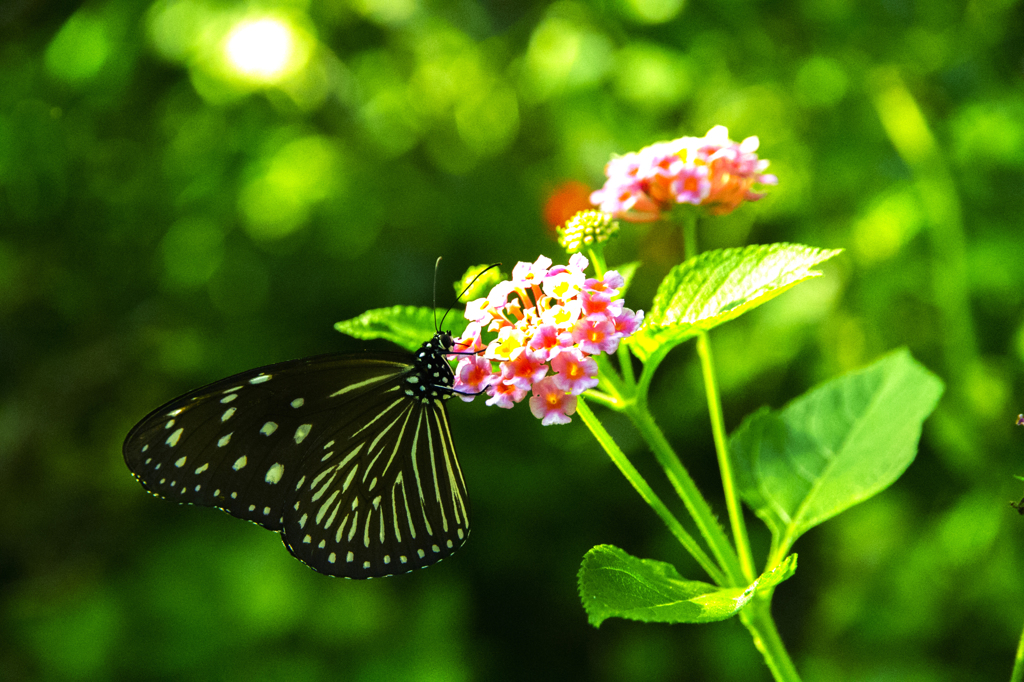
[123,335,470,578]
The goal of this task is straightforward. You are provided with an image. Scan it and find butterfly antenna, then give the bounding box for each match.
[433,257,442,332]
[439,262,501,331]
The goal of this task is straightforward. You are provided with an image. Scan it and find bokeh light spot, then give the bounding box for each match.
[524,10,613,100]
[614,43,691,109]
[795,57,849,108]
[225,18,294,82]
[45,11,110,84]
[239,135,343,240]
[618,0,686,24]
[455,85,519,156]
[147,0,208,62]
[351,0,420,25]
[852,190,923,264]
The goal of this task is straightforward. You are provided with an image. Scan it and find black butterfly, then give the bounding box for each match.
[123,330,469,578]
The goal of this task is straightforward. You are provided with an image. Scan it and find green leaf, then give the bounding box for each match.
[334,306,436,353]
[629,243,842,360]
[577,545,797,627]
[729,348,944,555]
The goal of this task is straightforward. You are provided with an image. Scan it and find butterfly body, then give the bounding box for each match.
[123,332,469,578]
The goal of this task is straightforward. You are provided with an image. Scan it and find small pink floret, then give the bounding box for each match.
[550,348,599,395]
[529,376,577,426]
[573,317,619,355]
[453,355,498,402]
[486,380,527,409]
[501,347,549,391]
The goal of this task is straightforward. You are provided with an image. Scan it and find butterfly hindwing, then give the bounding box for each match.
[123,336,470,578]
[282,391,469,576]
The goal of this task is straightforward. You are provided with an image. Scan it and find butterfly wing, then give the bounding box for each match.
[123,351,470,578]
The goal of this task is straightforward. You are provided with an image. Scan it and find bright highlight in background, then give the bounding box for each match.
[225,17,294,82]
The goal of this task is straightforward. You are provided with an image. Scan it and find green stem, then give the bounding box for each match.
[586,246,608,279]
[617,342,636,387]
[581,389,621,410]
[576,397,726,585]
[1011,615,1024,682]
[740,597,803,682]
[622,401,745,586]
[697,331,756,582]
[679,207,698,260]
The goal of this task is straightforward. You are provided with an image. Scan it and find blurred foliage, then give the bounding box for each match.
[1,0,1023,680]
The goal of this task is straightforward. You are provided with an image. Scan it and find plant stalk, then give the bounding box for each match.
[740,597,803,682]
[622,402,745,586]
[697,331,757,582]
[1011,615,1024,682]
[576,397,726,585]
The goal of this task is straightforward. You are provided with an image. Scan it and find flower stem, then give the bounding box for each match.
[621,401,745,586]
[740,597,803,682]
[679,207,699,260]
[697,331,757,582]
[1011,616,1024,682]
[576,397,726,585]
[617,343,636,386]
[586,246,608,279]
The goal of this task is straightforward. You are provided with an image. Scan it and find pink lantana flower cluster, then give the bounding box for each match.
[590,125,778,221]
[449,254,643,425]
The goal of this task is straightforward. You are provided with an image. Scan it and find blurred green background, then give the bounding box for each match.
[2,0,1023,680]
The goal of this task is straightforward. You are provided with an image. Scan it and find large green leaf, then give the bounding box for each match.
[729,349,944,556]
[629,243,842,360]
[334,306,436,353]
[577,545,797,627]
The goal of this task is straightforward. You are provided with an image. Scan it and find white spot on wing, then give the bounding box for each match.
[291,398,305,409]
[250,374,271,384]
[166,428,184,447]
[294,424,312,444]
[174,456,187,468]
[265,462,285,484]
[218,433,232,448]
[232,455,247,471]
[260,421,278,436]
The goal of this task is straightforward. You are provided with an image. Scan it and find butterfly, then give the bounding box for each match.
[122,327,470,579]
